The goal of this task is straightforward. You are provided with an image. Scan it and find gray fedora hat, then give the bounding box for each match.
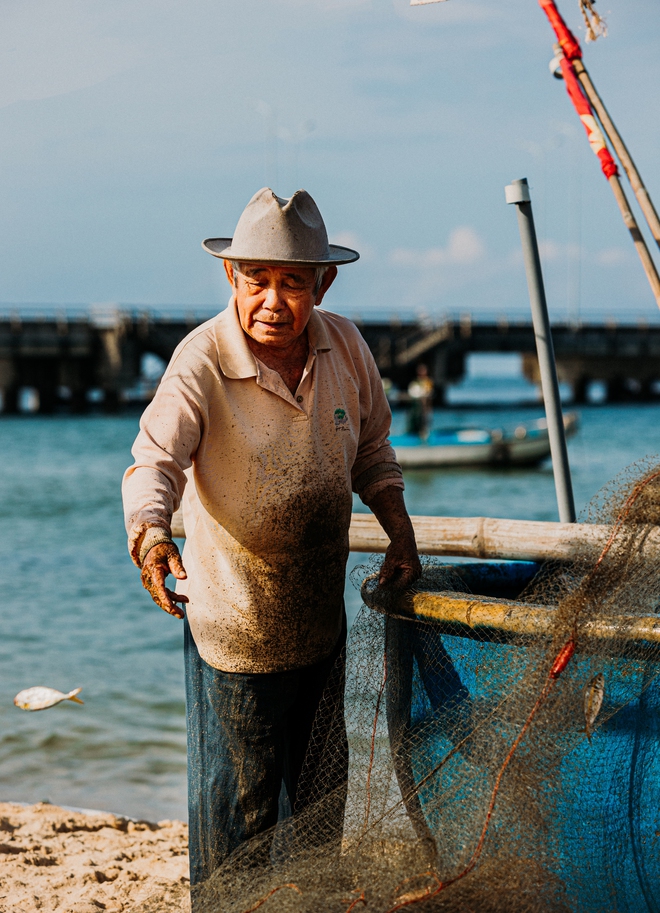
[202,188,359,266]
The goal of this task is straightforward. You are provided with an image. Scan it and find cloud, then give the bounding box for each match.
[595,247,630,267]
[532,241,631,268]
[538,240,561,262]
[390,226,485,268]
[330,231,374,260]
[537,240,582,262]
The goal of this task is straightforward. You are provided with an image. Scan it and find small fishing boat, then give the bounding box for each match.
[390,412,579,469]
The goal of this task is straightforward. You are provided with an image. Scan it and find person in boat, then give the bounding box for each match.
[122,188,422,896]
[406,362,434,439]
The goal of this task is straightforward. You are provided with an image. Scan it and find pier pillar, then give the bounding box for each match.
[433,384,446,407]
[1,385,19,414]
[59,360,94,414]
[0,359,18,414]
[572,375,590,405]
[102,388,120,413]
[36,384,57,414]
[27,360,59,414]
[69,388,88,413]
[606,377,627,403]
[641,379,658,401]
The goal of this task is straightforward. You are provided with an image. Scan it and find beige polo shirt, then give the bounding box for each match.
[122,299,403,673]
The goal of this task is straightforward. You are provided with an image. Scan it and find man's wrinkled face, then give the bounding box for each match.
[224,261,335,349]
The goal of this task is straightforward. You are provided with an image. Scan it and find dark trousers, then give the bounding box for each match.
[184,613,348,887]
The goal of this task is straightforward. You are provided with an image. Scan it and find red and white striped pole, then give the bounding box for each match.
[541,4,660,306]
[538,0,660,254]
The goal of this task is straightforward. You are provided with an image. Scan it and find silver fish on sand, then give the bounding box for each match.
[14,687,84,712]
[583,673,605,742]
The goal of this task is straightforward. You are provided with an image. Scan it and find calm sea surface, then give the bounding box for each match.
[2,400,660,822]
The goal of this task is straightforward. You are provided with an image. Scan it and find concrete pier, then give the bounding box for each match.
[2,309,660,412]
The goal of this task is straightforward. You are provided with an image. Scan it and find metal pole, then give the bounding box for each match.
[505,178,576,523]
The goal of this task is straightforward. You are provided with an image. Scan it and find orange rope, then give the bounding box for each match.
[343,890,367,912]
[241,883,302,913]
[592,469,660,573]
[389,871,442,909]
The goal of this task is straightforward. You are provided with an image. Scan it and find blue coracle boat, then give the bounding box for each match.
[380,560,660,912]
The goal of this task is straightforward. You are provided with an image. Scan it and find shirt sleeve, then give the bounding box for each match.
[121,343,211,566]
[351,343,404,506]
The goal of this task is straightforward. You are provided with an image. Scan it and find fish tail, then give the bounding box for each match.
[67,688,84,704]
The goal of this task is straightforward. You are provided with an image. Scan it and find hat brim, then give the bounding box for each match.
[201,238,359,266]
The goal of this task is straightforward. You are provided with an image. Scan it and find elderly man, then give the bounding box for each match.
[122,188,421,889]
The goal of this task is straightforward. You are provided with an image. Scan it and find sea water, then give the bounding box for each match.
[1,405,659,821]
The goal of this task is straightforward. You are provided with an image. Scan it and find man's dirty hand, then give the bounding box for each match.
[141,542,189,619]
[378,536,422,590]
[367,487,422,590]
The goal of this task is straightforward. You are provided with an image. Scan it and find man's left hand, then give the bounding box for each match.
[367,486,422,590]
[378,535,422,589]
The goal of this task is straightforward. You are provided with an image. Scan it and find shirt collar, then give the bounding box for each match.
[214,298,332,379]
[214,298,257,379]
[308,308,332,353]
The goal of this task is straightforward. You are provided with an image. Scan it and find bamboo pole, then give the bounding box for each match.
[171,509,660,563]
[573,59,660,252]
[349,513,607,560]
[551,47,660,309]
[607,174,660,305]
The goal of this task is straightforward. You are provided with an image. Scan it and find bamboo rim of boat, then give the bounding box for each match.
[360,580,660,651]
[412,592,660,647]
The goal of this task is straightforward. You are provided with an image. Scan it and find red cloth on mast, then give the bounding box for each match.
[558,56,619,179]
[538,0,582,60]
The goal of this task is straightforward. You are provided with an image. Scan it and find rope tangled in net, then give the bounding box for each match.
[579,0,607,42]
[240,884,302,913]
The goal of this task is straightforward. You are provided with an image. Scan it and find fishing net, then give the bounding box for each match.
[192,458,660,913]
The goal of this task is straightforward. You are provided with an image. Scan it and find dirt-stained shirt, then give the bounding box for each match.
[122,299,404,673]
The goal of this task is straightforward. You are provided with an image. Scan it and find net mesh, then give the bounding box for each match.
[193,459,660,913]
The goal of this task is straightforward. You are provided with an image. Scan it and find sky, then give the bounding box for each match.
[0,0,658,320]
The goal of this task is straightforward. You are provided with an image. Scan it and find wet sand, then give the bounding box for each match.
[0,802,189,913]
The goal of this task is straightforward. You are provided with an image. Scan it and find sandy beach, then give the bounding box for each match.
[0,802,189,913]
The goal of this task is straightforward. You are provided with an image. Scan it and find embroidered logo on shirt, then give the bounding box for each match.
[334,407,349,431]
